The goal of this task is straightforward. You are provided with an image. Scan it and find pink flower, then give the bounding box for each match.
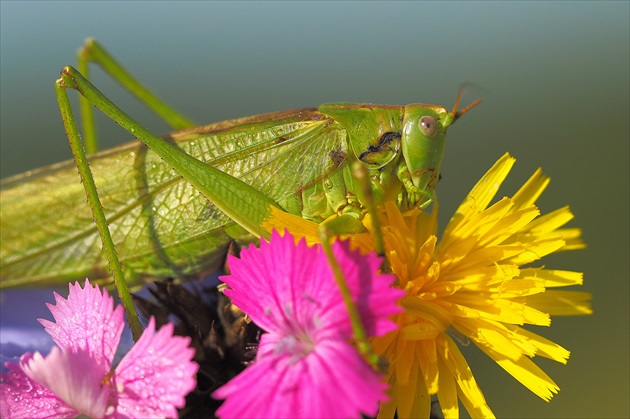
[0,279,198,418]
[213,230,404,418]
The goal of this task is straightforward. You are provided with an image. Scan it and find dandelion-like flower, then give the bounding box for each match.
[0,279,199,418]
[212,230,404,419]
[265,153,592,418]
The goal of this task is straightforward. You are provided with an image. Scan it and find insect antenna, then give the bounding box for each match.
[451,86,483,122]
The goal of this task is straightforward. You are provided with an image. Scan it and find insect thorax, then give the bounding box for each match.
[300,150,414,223]
[299,104,430,223]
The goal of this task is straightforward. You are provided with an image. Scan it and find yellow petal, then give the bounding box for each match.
[452,297,551,326]
[439,336,495,418]
[395,335,416,386]
[402,295,454,331]
[511,168,550,211]
[444,153,516,239]
[458,388,495,419]
[437,355,459,418]
[417,339,439,394]
[402,320,440,340]
[451,198,514,244]
[478,206,540,248]
[478,345,560,401]
[509,326,571,364]
[555,227,586,250]
[501,278,546,297]
[377,399,397,419]
[520,268,584,288]
[378,367,399,419]
[458,319,537,360]
[396,360,432,419]
[526,290,593,315]
[503,236,567,265]
[525,206,574,235]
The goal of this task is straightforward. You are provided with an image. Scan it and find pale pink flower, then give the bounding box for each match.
[213,230,404,418]
[0,279,198,418]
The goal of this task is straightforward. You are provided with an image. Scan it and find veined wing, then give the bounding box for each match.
[1,109,347,287]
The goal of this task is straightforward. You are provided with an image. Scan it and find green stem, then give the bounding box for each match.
[55,78,143,341]
[352,162,390,273]
[318,227,379,368]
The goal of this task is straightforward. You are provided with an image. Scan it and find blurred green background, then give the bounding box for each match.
[1,2,628,417]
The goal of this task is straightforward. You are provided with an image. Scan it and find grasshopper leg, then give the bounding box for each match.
[396,163,435,208]
[55,65,283,337]
[317,161,395,369]
[56,62,294,338]
[318,226,382,369]
[58,65,280,239]
[77,38,196,153]
[55,75,144,341]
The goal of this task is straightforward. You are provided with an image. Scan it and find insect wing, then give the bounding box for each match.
[0,112,347,287]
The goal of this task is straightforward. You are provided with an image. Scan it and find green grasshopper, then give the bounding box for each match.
[1,40,479,293]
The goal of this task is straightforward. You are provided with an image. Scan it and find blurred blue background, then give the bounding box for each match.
[1,2,628,417]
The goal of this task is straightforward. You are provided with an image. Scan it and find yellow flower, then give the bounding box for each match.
[264,153,592,418]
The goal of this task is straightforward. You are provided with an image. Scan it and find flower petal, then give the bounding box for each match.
[511,168,550,211]
[438,336,494,418]
[220,230,317,333]
[114,318,198,418]
[396,358,430,418]
[0,359,77,419]
[436,355,458,419]
[478,343,560,401]
[38,279,123,369]
[221,230,402,338]
[519,268,584,288]
[330,239,404,337]
[214,339,388,418]
[526,290,593,315]
[21,348,109,418]
[508,326,571,364]
[443,153,515,238]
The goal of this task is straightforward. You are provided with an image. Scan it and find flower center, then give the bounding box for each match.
[275,333,316,364]
[272,304,321,363]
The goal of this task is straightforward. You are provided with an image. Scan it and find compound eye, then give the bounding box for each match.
[418,115,438,138]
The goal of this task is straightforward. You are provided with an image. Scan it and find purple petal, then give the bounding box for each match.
[220,231,312,332]
[220,231,348,337]
[215,231,398,418]
[0,359,77,418]
[308,340,389,417]
[113,318,198,418]
[331,240,404,337]
[213,338,388,418]
[222,231,402,339]
[21,347,110,418]
[38,279,124,369]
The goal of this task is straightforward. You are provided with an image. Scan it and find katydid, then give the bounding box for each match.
[0,39,480,291]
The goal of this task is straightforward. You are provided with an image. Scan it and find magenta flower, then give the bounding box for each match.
[0,279,198,418]
[213,230,404,418]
